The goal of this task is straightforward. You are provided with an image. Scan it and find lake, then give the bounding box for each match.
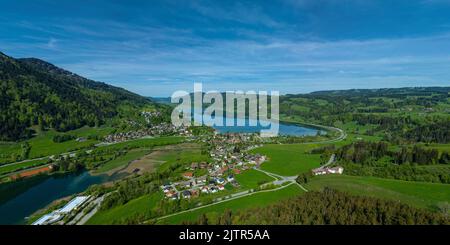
[0,171,121,224]
[193,113,321,136]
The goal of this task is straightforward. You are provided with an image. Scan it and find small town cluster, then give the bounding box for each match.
[103,123,191,143]
[161,133,266,200]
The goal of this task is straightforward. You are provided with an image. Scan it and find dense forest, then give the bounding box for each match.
[334,141,450,183]
[0,52,152,141]
[186,188,450,225]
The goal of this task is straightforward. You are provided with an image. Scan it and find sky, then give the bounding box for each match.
[1,0,450,96]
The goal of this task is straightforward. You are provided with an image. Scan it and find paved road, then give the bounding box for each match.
[75,195,105,225]
[320,154,336,168]
[253,167,308,191]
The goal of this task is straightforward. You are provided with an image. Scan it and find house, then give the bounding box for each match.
[165,190,177,198]
[182,172,193,179]
[328,166,344,174]
[233,169,241,174]
[199,162,208,169]
[76,137,86,142]
[178,181,192,188]
[190,162,199,170]
[230,180,240,187]
[216,178,225,184]
[182,190,192,199]
[210,187,218,193]
[170,193,178,200]
[311,166,344,176]
[201,186,209,193]
[218,185,225,191]
[190,189,199,197]
[312,168,327,176]
[196,176,207,184]
[227,175,234,182]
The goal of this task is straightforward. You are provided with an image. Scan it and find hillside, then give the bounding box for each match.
[0,51,151,141]
[280,87,450,144]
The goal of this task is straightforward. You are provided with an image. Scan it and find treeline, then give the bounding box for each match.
[343,163,450,184]
[353,114,449,144]
[335,141,450,183]
[336,141,448,166]
[403,120,450,144]
[186,189,449,225]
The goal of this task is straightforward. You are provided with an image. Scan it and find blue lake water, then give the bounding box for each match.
[193,113,320,136]
[0,171,119,224]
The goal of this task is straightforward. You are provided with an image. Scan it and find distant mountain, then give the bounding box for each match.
[0,51,152,141]
[148,97,172,104]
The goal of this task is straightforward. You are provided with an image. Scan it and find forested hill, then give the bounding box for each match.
[0,51,151,141]
[280,87,450,143]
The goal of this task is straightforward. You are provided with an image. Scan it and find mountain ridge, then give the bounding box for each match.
[0,52,152,141]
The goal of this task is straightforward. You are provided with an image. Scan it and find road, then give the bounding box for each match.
[75,195,105,225]
[324,154,336,167]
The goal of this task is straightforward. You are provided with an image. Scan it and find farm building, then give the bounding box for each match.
[312,166,344,176]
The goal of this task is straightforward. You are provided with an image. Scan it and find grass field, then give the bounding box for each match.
[86,192,163,225]
[157,184,305,224]
[234,169,275,189]
[250,144,321,176]
[93,137,188,174]
[96,136,185,152]
[155,143,210,173]
[0,142,21,163]
[0,127,115,164]
[306,174,450,211]
[27,127,114,158]
[0,159,48,176]
[94,148,152,173]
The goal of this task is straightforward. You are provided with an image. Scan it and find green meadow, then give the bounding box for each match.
[234,169,275,189]
[95,136,185,152]
[251,144,322,176]
[0,159,48,176]
[155,143,210,173]
[94,148,152,173]
[0,126,115,164]
[86,192,163,225]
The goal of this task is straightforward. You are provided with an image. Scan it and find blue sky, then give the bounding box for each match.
[1,0,450,96]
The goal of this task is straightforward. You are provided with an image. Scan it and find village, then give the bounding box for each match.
[103,123,191,143]
[161,133,266,200]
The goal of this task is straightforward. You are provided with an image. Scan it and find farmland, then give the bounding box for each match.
[86,192,163,225]
[250,144,322,176]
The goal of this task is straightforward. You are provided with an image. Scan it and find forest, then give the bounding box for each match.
[0,52,152,141]
[334,141,450,183]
